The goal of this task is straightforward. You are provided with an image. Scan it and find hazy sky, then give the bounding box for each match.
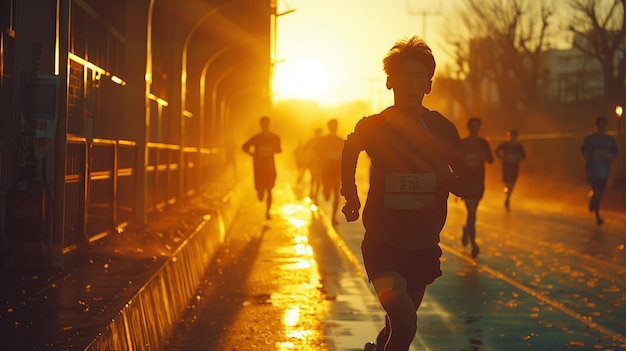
[273,0,461,107]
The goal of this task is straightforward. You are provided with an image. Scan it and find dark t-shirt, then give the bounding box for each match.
[342,107,472,249]
[495,141,525,182]
[242,132,281,188]
[462,136,493,185]
[580,132,617,180]
[316,134,344,184]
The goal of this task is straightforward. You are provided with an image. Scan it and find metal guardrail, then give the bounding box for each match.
[86,139,115,242]
[62,137,224,252]
[147,142,180,211]
[64,136,88,251]
[117,140,138,227]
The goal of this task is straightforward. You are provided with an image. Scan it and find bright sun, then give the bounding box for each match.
[273,58,330,103]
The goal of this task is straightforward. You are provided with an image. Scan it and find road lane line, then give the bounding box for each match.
[440,240,626,344]
[316,207,366,279]
[282,183,386,351]
[283,181,365,278]
[318,214,425,351]
[463,215,626,286]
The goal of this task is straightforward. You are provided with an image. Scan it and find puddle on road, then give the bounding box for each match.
[273,201,327,351]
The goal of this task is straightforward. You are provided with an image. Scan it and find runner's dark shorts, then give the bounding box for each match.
[361,239,443,292]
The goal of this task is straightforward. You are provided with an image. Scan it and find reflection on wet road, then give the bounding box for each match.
[165,164,625,350]
[320,185,626,351]
[165,181,329,351]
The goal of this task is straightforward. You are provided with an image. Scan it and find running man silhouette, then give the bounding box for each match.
[316,118,344,225]
[304,127,324,201]
[580,115,617,225]
[242,116,282,220]
[294,140,307,184]
[495,129,525,211]
[461,117,493,258]
[341,36,480,351]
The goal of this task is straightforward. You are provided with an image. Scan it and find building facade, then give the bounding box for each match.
[541,47,605,103]
[0,0,273,267]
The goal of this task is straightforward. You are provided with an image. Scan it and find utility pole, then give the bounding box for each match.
[406,0,441,39]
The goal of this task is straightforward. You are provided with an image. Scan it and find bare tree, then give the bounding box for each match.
[444,0,556,121]
[568,0,626,99]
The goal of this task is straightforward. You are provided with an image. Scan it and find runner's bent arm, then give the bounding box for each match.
[441,123,481,199]
[484,140,494,164]
[275,135,282,154]
[242,137,254,156]
[519,144,526,161]
[341,123,365,221]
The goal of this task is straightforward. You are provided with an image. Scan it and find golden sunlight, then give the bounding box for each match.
[272,58,330,103]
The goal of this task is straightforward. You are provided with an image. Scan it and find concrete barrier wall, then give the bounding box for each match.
[85,190,238,351]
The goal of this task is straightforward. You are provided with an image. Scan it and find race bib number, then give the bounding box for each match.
[256,146,273,157]
[466,151,482,167]
[327,150,342,161]
[384,173,437,209]
[504,153,519,164]
[593,149,611,162]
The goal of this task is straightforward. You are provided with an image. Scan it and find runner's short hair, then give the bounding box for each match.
[383,36,436,79]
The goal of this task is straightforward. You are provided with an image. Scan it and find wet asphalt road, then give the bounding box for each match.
[163,165,626,351]
[325,185,626,350]
[421,193,626,351]
[164,178,332,351]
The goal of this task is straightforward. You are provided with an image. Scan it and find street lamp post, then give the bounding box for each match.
[210,63,248,136]
[269,8,295,102]
[616,105,623,133]
[181,2,235,126]
[199,45,234,149]
[199,37,265,148]
[406,1,441,39]
[179,2,235,195]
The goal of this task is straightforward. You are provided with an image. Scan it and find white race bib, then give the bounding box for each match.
[327,151,342,161]
[504,153,519,164]
[593,149,611,162]
[466,151,482,167]
[384,173,437,209]
[256,146,273,157]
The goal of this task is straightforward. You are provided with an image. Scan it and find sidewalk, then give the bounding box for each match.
[163,178,384,351]
[0,175,240,350]
[0,172,378,350]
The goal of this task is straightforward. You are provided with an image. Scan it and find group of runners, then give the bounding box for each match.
[241,116,346,224]
[240,35,618,351]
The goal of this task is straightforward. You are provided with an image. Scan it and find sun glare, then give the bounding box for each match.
[273,58,330,103]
